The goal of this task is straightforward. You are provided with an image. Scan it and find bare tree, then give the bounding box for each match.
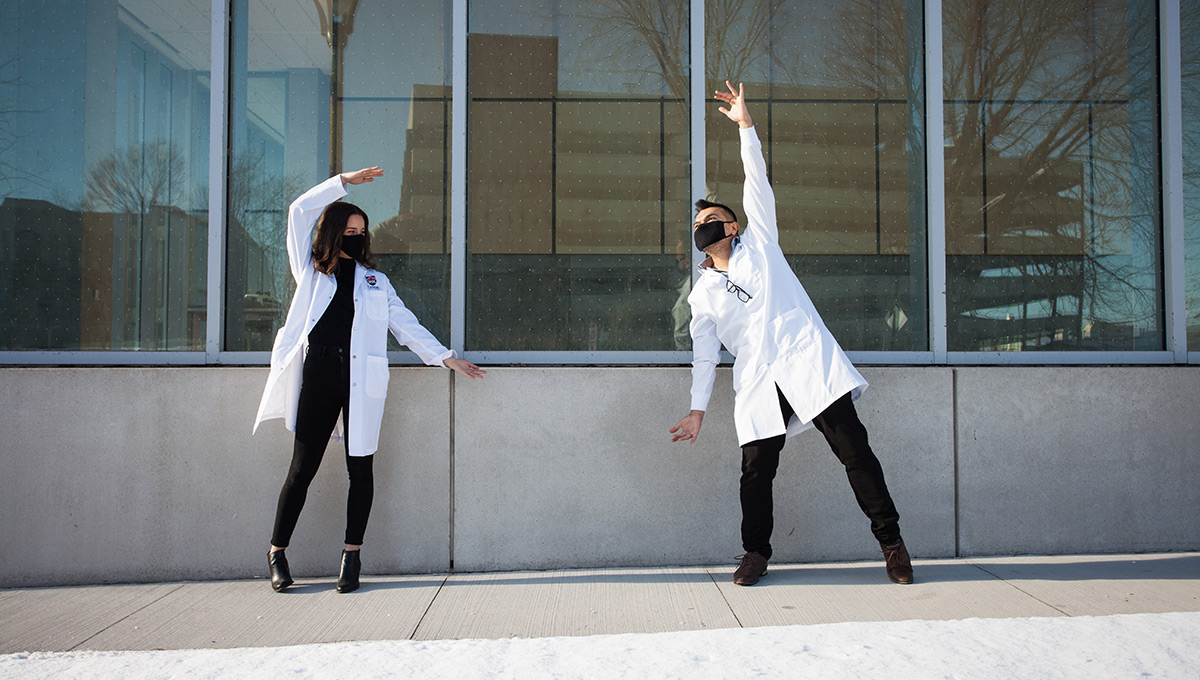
[570,0,785,104]
[823,0,1161,348]
[0,55,45,194]
[227,149,308,306]
[83,143,186,214]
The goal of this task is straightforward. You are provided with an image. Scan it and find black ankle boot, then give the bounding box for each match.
[337,549,361,593]
[268,550,293,592]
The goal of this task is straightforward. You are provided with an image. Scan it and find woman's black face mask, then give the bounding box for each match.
[693,219,731,251]
[341,233,366,260]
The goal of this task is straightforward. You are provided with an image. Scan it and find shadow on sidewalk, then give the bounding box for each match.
[401,553,1200,589]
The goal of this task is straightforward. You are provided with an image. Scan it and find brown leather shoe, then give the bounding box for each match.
[881,540,914,584]
[733,552,768,586]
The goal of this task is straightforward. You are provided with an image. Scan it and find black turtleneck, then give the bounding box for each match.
[307,258,356,349]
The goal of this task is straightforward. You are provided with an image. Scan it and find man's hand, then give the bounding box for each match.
[670,410,706,444]
[444,357,486,379]
[715,81,753,129]
[340,166,384,186]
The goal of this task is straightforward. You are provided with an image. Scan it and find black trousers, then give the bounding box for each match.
[270,344,374,548]
[740,387,901,560]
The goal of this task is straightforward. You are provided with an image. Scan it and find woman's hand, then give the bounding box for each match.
[340,166,384,186]
[444,357,487,379]
[715,81,753,129]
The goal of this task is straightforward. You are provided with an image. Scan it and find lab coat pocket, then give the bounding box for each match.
[770,307,819,355]
[366,289,388,321]
[366,355,390,399]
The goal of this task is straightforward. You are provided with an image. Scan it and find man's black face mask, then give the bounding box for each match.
[693,219,731,251]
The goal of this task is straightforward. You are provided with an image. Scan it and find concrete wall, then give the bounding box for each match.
[0,368,451,586]
[0,366,1196,586]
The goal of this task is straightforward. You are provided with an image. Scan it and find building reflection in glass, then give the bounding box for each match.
[0,1,211,351]
[465,0,691,351]
[704,0,929,352]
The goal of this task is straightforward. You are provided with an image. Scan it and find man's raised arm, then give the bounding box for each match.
[715,81,779,244]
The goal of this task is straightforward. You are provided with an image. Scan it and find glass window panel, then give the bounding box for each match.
[466,0,691,351]
[704,0,928,351]
[0,1,210,350]
[1184,0,1200,348]
[227,0,451,351]
[943,0,1162,351]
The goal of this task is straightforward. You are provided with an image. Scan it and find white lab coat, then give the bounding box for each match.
[252,176,454,456]
[689,126,867,447]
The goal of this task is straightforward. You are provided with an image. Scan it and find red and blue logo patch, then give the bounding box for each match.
[365,275,377,286]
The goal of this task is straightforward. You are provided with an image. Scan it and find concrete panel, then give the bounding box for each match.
[709,559,1064,627]
[0,582,182,654]
[955,367,1200,555]
[412,567,740,640]
[966,553,1200,616]
[76,576,446,651]
[0,367,451,587]
[768,367,956,562]
[452,367,954,571]
[452,367,741,571]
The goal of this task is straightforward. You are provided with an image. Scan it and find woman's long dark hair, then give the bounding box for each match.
[312,201,376,274]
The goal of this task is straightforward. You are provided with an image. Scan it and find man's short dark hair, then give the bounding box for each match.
[694,199,738,224]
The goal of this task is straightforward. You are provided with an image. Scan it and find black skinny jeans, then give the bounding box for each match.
[271,344,374,548]
[740,387,901,560]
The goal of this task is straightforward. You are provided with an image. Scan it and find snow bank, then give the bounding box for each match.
[3,612,1197,679]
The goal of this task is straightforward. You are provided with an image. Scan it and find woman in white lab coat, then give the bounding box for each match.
[255,166,484,593]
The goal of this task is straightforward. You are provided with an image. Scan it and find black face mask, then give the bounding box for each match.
[341,234,365,260]
[693,220,731,251]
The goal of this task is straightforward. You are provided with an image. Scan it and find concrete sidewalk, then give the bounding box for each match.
[2,552,1197,654]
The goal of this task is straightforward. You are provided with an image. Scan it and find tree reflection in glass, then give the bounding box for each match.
[943,0,1162,351]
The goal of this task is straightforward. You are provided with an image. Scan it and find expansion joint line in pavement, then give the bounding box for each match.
[707,568,746,628]
[67,583,187,651]
[970,563,1072,617]
[407,575,451,639]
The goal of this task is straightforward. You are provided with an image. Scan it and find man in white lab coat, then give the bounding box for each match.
[670,82,913,586]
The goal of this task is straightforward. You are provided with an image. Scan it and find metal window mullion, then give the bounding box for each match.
[1161,0,1187,361]
[463,351,700,365]
[450,0,468,356]
[947,351,1177,365]
[459,351,937,365]
[925,0,948,363]
[690,0,705,290]
[205,0,231,364]
[0,352,208,366]
[849,351,936,365]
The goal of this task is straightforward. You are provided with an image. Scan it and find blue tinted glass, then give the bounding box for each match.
[0,1,210,350]
[225,0,452,351]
